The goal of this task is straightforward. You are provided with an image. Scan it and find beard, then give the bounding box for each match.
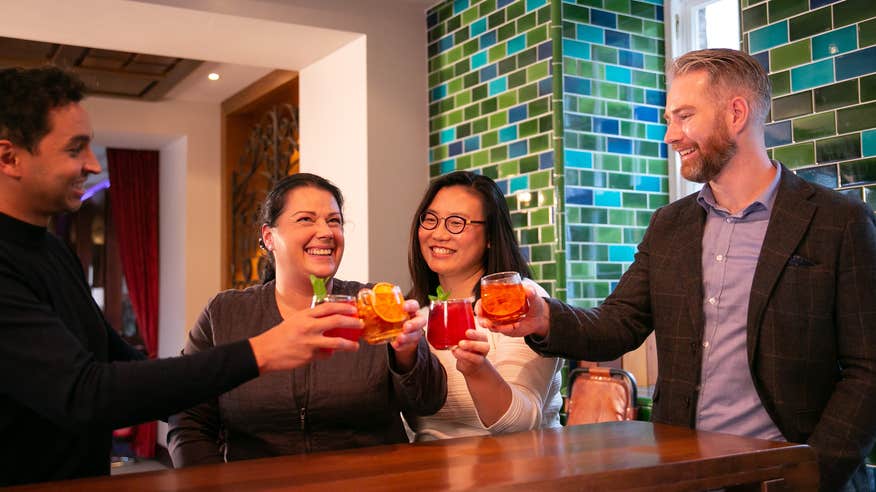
[680,119,738,183]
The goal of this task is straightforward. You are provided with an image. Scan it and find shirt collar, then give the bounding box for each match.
[697,161,781,217]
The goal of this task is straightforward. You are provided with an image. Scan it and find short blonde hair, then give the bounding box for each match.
[668,48,771,125]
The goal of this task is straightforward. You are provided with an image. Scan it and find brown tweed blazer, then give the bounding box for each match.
[529,165,876,491]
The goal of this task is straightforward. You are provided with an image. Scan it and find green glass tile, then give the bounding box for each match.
[518,83,538,103]
[488,10,505,29]
[837,102,876,134]
[473,117,489,134]
[581,245,609,262]
[578,206,609,223]
[529,97,550,116]
[498,23,516,42]
[620,156,647,173]
[472,150,490,166]
[606,101,633,119]
[609,173,634,190]
[462,6,479,24]
[527,60,550,81]
[631,35,657,53]
[531,170,551,189]
[429,162,441,177]
[642,54,662,72]
[594,81,619,100]
[772,91,813,121]
[530,134,550,152]
[632,70,657,88]
[597,263,623,279]
[743,4,768,31]
[482,130,498,147]
[520,227,539,245]
[770,71,791,97]
[464,72,480,88]
[481,97,498,115]
[509,70,527,89]
[608,209,635,225]
[814,80,859,112]
[507,0,526,20]
[527,25,548,47]
[490,145,507,161]
[595,226,622,243]
[455,91,472,106]
[499,160,519,177]
[530,245,552,261]
[861,18,876,48]
[520,155,539,173]
[498,91,517,109]
[565,3,590,23]
[562,20,577,38]
[519,119,538,138]
[861,74,876,103]
[787,6,831,42]
[636,210,653,226]
[433,145,448,160]
[817,134,861,163]
[454,29,470,45]
[597,153,621,171]
[490,112,508,129]
[541,227,556,245]
[630,0,656,18]
[449,78,464,94]
[773,141,815,168]
[482,164,499,179]
[648,159,668,175]
[463,40,480,56]
[605,0,631,14]
[472,84,487,101]
[517,12,537,32]
[531,207,550,226]
[770,39,810,72]
[623,191,648,208]
[593,45,619,64]
[833,0,876,28]
[569,262,593,278]
[489,44,506,62]
[623,228,645,244]
[457,155,472,170]
[457,122,472,139]
[768,0,807,22]
[447,14,461,32]
[793,112,836,141]
[538,115,552,133]
[839,157,876,186]
[649,194,669,208]
[642,20,663,38]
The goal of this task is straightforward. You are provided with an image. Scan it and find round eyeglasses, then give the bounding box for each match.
[419,211,485,234]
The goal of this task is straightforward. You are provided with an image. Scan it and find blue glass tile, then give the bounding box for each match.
[656,6,664,20]
[489,76,507,95]
[494,179,509,194]
[618,50,645,69]
[593,117,620,135]
[540,151,554,168]
[431,84,447,101]
[471,18,487,37]
[836,46,876,81]
[609,245,636,261]
[538,78,552,96]
[537,41,552,60]
[471,51,488,69]
[439,128,455,144]
[595,190,622,207]
[659,143,668,158]
[640,0,661,4]
[564,76,591,95]
[480,64,498,82]
[764,120,792,147]
[752,51,770,72]
[567,187,594,205]
[591,9,618,29]
[464,136,480,152]
[510,175,529,193]
[634,105,660,122]
[499,126,518,142]
[863,130,876,157]
[577,25,604,44]
[605,30,631,49]
[796,164,838,188]
[453,0,469,15]
[519,245,530,262]
[440,160,456,174]
[448,141,463,157]
[480,30,497,49]
[791,59,834,91]
[565,149,593,168]
[509,140,528,158]
[526,0,548,11]
[439,35,454,53]
[607,137,633,154]
[812,26,857,60]
[563,39,591,60]
[427,11,439,29]
[809,0,841,8]
[509,104,528,123]
[646,90,666,106]
[646,124,666,141]
[498,0,514,7]
[508,34,527,55]
[749,21,789,53]
[605,65,632,84]
[635,175,661,192]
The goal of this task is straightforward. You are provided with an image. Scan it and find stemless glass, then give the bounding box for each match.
[427,298,475,350]
[357,283,409,344]
[311,294,361,354]
[479,271,530,324]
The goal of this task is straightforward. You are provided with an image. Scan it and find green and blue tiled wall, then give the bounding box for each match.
[743,0,876,208]
[427,0,668,304]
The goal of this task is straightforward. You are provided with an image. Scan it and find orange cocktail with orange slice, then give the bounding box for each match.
[357,282,409,344]
[480,271,530,324]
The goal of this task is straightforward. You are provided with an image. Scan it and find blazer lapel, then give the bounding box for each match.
[746,166,816,365]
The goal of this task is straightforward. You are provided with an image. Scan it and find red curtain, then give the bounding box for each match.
[107,148,159,458]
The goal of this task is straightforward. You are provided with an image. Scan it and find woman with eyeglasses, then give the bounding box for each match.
[406,170,562,440]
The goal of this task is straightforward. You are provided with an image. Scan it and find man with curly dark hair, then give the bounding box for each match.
[0,67,368,485]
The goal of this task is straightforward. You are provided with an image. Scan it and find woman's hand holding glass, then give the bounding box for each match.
[476,280,551,339]
[249,301,362,374]
[451,329,491,376]
[389,299,427,371]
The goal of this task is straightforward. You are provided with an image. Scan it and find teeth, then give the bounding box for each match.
[307,248,332,256]
[679,148,695,156]
[432,247,454,255]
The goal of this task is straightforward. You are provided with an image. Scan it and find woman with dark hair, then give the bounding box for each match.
[406,171,561,440]
[168,173,446,466]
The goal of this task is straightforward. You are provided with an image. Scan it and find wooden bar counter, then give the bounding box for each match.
[10,421,818,491]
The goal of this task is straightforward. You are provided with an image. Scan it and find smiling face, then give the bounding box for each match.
[4,102,101,225]
[418,185,488,286]
[261,185,345,285]
[663,70,738,183]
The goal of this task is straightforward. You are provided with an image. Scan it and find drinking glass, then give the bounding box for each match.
[428,298,475,350]
[480,271,529,324]
[311,294,361,354]
[357,283,409,344]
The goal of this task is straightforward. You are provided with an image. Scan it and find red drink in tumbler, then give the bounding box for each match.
[311,295,361,354]
[428,298,475,350]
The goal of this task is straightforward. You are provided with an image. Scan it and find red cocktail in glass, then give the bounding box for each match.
[428,298,475,350]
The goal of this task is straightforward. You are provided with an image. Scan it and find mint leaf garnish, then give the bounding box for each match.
[310,274,327,301]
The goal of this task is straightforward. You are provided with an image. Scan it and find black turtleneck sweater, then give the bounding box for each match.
[0,212,259,485]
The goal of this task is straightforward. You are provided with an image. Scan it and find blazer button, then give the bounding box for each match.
[684,397,691,407]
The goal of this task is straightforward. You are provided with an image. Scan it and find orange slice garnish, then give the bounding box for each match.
[371,282,408,323]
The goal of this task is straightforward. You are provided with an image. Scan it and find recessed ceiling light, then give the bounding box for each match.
[208,72,220,81]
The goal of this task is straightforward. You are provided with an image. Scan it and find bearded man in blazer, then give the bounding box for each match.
[481,49,876,492]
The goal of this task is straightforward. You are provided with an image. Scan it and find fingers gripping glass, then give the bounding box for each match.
[419,211,485,234]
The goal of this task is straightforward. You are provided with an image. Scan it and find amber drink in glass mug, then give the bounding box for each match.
[480,271,530,324]
[357,283,409,344]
